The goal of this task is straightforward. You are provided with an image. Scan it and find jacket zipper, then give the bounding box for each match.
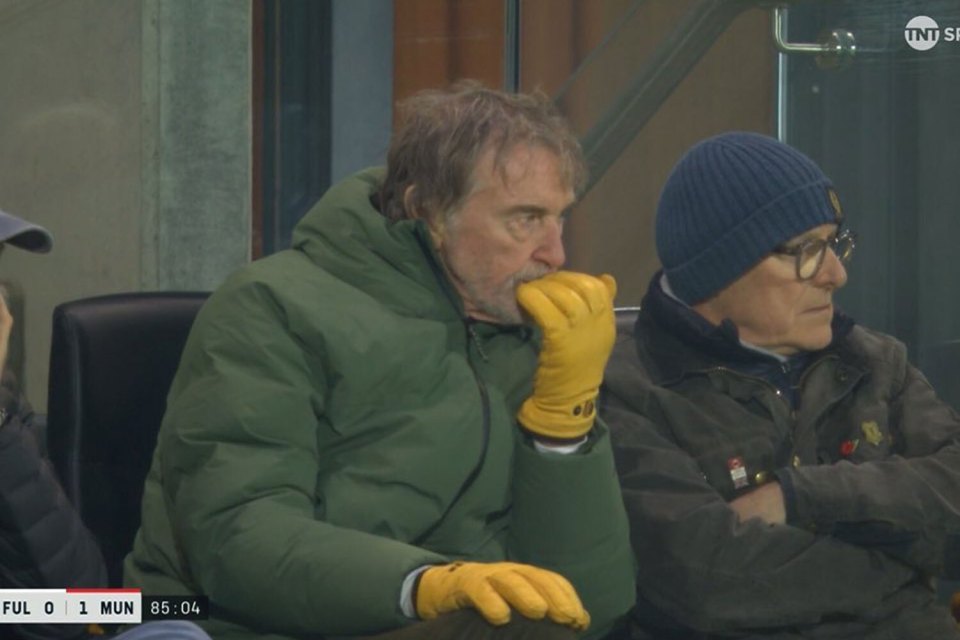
[691,353,837,412]
[693,366,786,403]
[467,323,490,362]
[685,355,840,465]
[413,321,493,546]
[412,229,498,545]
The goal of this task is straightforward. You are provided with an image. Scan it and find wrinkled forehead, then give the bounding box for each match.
[472,141,575,193]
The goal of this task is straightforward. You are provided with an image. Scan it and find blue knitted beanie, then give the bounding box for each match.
[656,132,842,304]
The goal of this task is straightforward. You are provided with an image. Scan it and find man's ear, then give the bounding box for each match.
[404,185,445,246]
[402,185,420,220]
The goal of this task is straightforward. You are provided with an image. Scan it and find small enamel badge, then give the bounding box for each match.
[727,456,749,489]
[861,421,884,445]
[840,439,859,458]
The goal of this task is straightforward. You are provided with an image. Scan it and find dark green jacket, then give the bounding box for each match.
[125,169,635,639]
[602,276,960,639]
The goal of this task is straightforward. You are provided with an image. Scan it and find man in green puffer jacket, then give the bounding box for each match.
[125,82,635,640]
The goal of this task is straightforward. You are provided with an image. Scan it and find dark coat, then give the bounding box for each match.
[602,276,960,639]
[0,372,107,639]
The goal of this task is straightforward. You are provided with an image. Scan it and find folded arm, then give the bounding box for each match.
[780,362,960,577]
[605,394,917,634]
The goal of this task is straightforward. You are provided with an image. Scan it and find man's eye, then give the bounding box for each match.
[514,213,540,228]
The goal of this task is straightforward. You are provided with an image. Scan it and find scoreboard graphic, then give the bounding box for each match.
[0,589,208,624]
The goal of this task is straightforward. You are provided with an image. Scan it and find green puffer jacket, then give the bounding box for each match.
[125,168,635,640]
[602,276,960,639]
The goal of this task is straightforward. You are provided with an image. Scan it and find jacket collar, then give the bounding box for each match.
[287,168,466,323]
[290,168,534,338]
[635,271,856,384]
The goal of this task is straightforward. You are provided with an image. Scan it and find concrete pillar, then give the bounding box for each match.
[141,0,252,290]
[0,0,252,407]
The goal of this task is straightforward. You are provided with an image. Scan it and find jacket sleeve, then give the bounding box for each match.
[603,387,918,635]
[0,373,107,639]
[158,282,446,637]
[780,356,960,578]
[507,421,637,640]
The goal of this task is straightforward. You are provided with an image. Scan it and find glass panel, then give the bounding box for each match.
[782,0,960,411]
[261,0,332,256]
[519,0,776,304]
[522,0,698,141]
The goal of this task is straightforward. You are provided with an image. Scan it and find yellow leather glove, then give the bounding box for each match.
[415,561,590,630]
[516,271,617,441]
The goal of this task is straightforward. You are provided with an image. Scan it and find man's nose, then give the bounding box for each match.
[817,246,848,289]
[533,218,565,269]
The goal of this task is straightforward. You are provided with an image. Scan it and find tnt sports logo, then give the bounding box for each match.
[904,16,960,51]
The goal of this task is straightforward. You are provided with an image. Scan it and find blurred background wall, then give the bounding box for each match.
[0,0,251,407]
[6,0,954,425]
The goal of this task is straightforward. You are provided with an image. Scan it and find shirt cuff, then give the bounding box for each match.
[533,436,588,455]
[400,565,431,618]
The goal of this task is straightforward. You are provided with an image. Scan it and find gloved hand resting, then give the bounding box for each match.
[415,561,590,630]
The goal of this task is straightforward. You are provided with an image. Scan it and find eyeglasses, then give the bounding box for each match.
[771,229,856,281]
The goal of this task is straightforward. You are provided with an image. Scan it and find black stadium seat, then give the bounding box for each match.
[46,291,208,586]
[615,307,640,335]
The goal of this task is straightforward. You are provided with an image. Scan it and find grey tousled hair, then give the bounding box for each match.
[379,81,587,223]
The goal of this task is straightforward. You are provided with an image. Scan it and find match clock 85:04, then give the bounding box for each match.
[142,596,209,621]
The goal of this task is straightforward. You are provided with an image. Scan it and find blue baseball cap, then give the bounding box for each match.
[0,209,53,253]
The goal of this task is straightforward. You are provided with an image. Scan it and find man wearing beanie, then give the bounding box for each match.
[602,132,960,639]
